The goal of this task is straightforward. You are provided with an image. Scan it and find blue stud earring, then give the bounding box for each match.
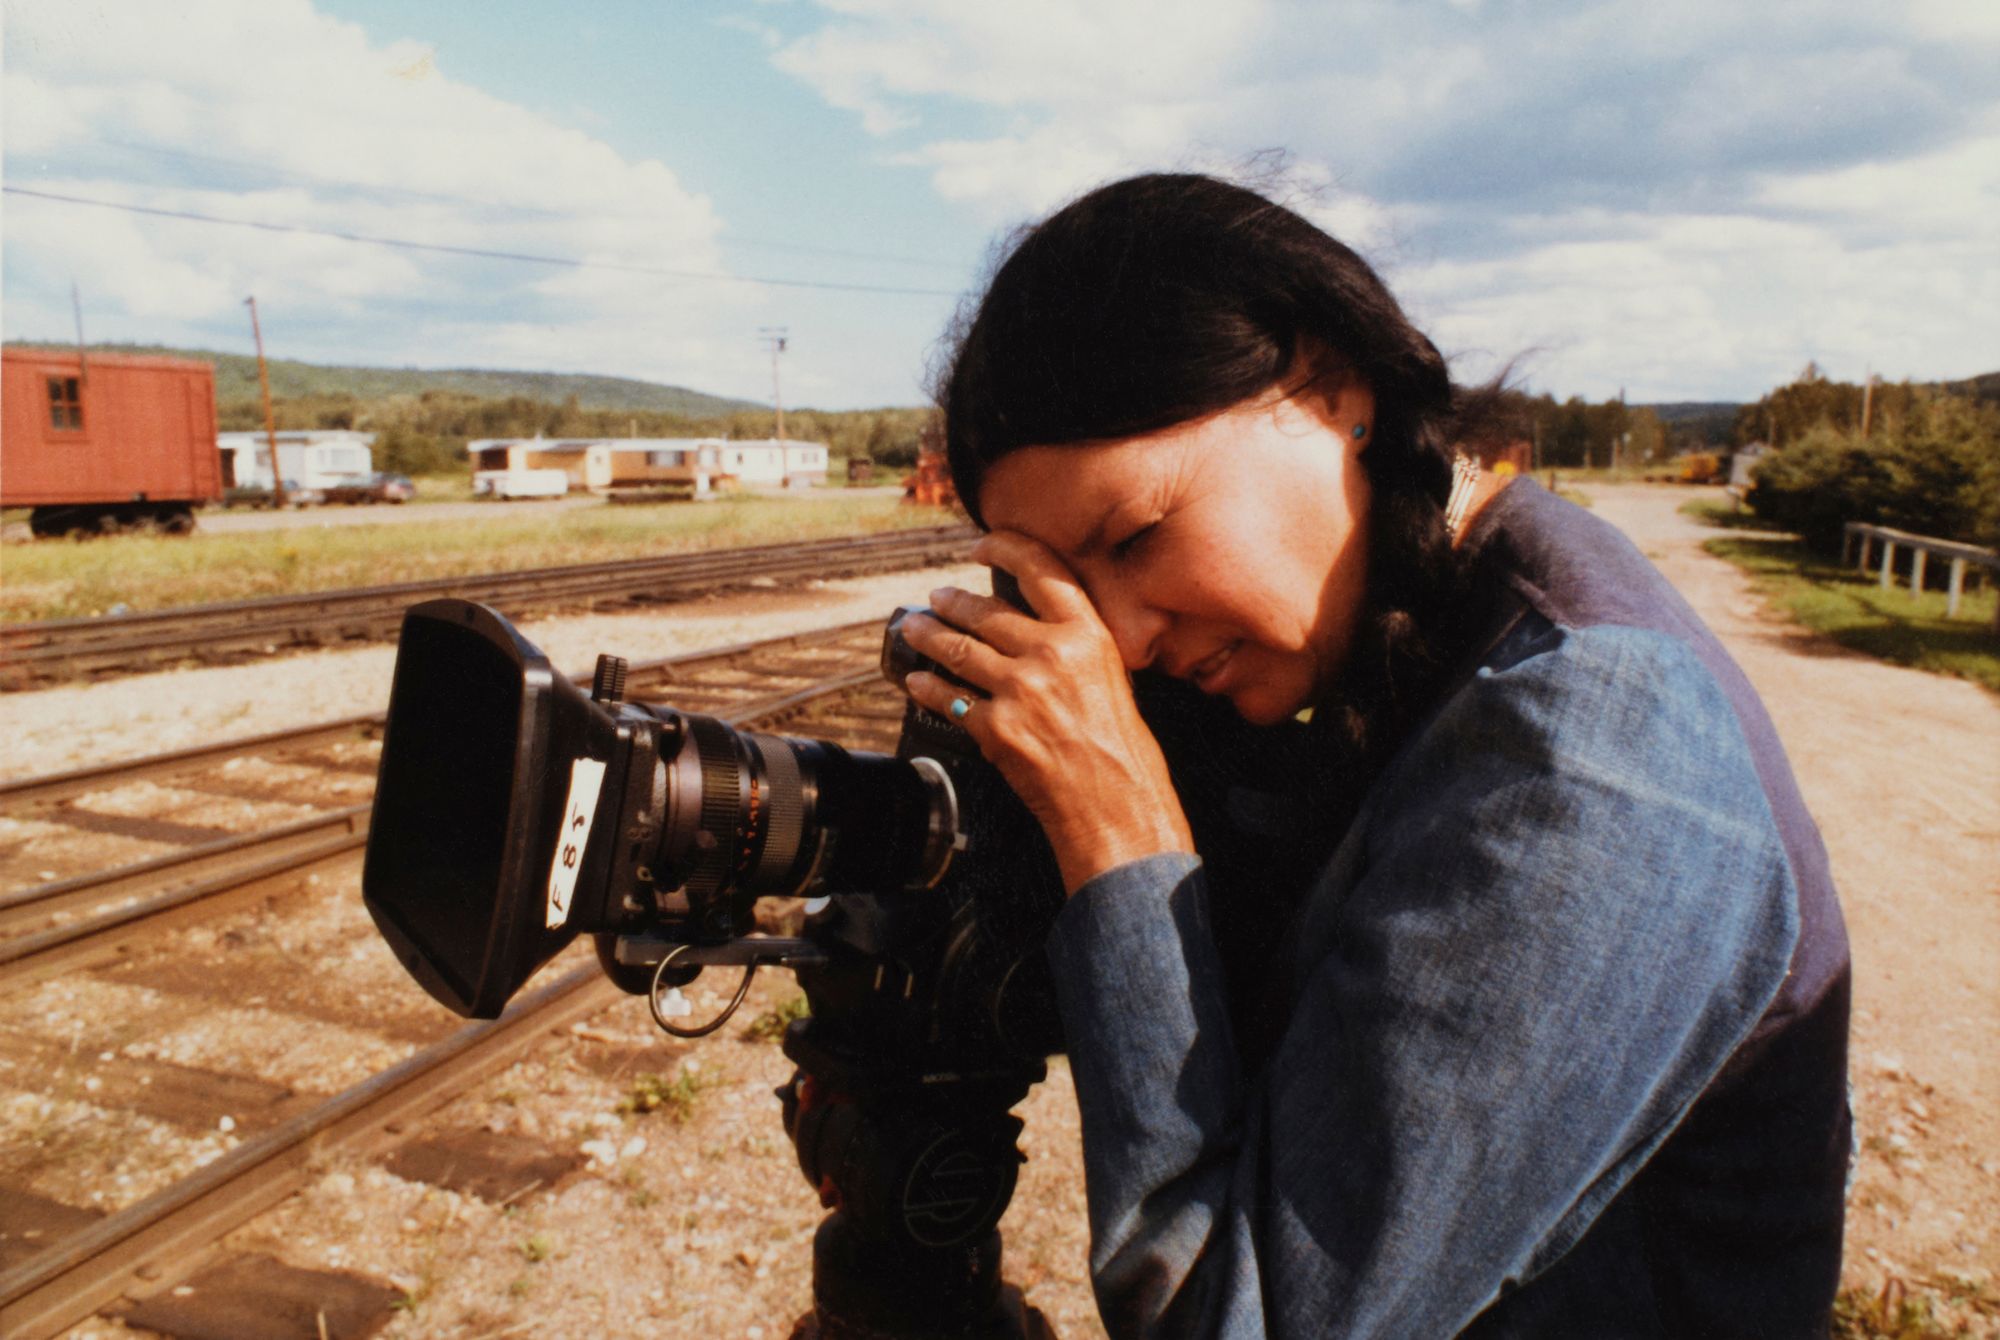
[1352,423,1368,441]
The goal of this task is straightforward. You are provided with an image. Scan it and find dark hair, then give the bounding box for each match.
[936,172,1487,758]
[939,172,1460,518]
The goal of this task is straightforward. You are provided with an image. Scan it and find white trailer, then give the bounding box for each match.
[466,436,829,497]
[218,430,375,490]
[472,468,570,499]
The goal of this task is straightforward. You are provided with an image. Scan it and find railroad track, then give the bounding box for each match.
[0,621,915,1339]
[0,523,975,686]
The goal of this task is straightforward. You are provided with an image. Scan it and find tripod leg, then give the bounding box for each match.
[777,1066,1058,1338]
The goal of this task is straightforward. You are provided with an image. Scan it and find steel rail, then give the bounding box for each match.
[0,664,905,1339]
[0,804,370,939]
[3,525,966,645]
[0,716,381,810]
[0,524,973,683]
[30,532,955,657]
[0,830,367,997]
[0,622,889,979]
[0,669,891,995]
[0,618,883,809]
[0,964,623,1340]
[1,552,947,681]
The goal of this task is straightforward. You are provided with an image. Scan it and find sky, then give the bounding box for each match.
[4,0,1996,410]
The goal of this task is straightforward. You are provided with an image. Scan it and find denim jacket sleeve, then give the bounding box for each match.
[1044,623,1801,1338]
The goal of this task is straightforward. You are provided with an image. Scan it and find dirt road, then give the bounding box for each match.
[1590,483,1999,1309]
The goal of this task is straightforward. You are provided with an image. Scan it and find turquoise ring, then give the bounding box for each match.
[949,697,971,721]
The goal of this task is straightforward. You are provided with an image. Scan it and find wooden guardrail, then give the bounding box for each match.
[1842,522,2000,631]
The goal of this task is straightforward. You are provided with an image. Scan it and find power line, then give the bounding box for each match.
[2,185,964,299]
[94,138,587,223]
[87,139,965,269]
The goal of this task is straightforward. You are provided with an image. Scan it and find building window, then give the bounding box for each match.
[47,376,84,431]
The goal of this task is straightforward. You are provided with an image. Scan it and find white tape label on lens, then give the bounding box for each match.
[545,756,608,930]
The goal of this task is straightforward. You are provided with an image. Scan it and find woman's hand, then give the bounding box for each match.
[897,530,1194,894]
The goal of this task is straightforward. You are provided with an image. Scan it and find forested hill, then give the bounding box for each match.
[1944,371,2000,403]
[5,341,763,417]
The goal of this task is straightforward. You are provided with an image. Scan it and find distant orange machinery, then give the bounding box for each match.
[902,449,958,508]
[903,424,960,509]
[1645,452,1727,485]
[1677,452,1726,484]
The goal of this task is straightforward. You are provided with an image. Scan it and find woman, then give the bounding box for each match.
[895,174,1851,1337]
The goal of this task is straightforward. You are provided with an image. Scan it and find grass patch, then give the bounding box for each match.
[0,494,959,622]
[1692,524,1999,693]
[1680,498,1776,532]
[741,992,810,1043]
[409,472,477,502]
[1832,1275,1999,1339]
[619,1067,708,1122]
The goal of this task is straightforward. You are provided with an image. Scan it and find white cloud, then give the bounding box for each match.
[774,0,1264,119]
[1,0,765,392]
[766,0,2000,398]
[1405,208,2000,400]
[1752,115,2000,242]
[7,1,1993,408]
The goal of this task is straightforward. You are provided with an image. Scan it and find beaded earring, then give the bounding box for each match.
[1351,423,1368,441]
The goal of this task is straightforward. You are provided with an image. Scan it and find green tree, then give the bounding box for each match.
[1749,389,2000,553]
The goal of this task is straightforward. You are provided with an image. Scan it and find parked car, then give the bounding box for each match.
[323,472,416,505]
[222,478,324,508]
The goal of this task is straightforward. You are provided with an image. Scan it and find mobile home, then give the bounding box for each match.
[218,430,375,490]
[466,437,829,497]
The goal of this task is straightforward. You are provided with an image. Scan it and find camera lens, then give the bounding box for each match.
[652,711,960,908]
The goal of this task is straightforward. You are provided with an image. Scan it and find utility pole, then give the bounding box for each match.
[245,296,287,508]
[71,281,89,385]
[1615,386,1627,472]
[759,327,788,443]
[1860,367,1877,438]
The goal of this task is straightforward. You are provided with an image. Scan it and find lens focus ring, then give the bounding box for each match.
[682,715,743,902]
[750,737,806,890]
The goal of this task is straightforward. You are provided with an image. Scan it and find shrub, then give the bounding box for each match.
[619,1068,706,1121]
[742,993,810,1042]
[1750,393,2000,554]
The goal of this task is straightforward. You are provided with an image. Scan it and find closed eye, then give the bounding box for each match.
[1109,523,1155,560]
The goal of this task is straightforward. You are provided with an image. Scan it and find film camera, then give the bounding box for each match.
[362,590,1329,1335]
[362,592,1071,1337]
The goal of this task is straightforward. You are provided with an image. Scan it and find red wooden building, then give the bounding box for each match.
[2,347,222,537]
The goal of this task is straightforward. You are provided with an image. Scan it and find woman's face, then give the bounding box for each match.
[977,378,1374,726]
